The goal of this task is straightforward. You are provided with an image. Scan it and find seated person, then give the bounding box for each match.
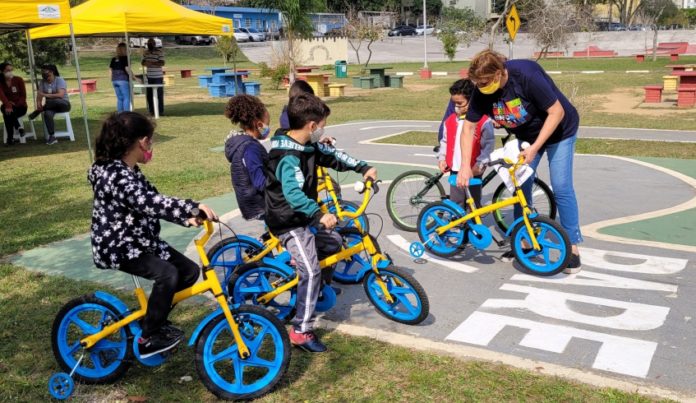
[438,79,495,209]
[0,62,28,146]
[28,64,71,145]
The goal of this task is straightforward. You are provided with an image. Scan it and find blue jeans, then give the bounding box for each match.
[112,80,130,112]
[514,135,583,245]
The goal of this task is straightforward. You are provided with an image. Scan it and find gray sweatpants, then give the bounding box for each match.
[279,226,342,333]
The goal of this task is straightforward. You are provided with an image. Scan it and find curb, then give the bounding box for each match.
[318,320,696,402]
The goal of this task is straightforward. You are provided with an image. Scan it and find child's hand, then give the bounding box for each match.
[363,167,377,182]
[319,213,338,230]
[472,164,483,176]
[188,204,219,226]
[438,160,450,173]
[319,136,336,146]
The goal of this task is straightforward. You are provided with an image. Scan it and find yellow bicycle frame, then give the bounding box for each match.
[435,157,541,251]
[79,221,251,358]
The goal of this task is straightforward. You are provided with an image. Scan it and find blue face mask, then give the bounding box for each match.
[259,124,271,139]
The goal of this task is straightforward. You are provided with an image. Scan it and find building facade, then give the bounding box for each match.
[186,6,282,32]
[441,0,498,19]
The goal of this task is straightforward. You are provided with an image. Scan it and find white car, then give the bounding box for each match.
[238,27,265,42]
[234,28,250,42]
[416,25,435,35]
[129,37,162,48]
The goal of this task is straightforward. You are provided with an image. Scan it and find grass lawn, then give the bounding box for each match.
[0,264,671,402]
[374,131,696,160]
[0,47,693,401]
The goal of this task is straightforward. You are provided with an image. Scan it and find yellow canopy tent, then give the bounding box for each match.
[29,0,233,38]
[1,0,93,160]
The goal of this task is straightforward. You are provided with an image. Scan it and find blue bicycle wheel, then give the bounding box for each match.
[229,265,297,320]
[48,373,74,400]
[207,236,266,294]
[195,306,290,400]
[51,296,131,384]
[333,228,372,284]
[362,266,429,325]
[327,199,370,233]
[416,202,465,258]
[510,215,571,276]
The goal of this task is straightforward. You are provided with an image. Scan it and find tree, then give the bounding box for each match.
[522,0,591,60]
[214,35,245,93]
[436,7,486,62]
[635,0,678,61]
[252,0,324,82]
[0,33,68,74]
[345,7,385,69]
[487,0,517,49]
[326,0,401,13]
[410,0,444,19]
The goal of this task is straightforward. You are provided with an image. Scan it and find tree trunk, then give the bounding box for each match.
[489,0,513,49]
[288,30,296,84]
[651,26,659,62]
[536,45,549,61]
[364,39,375,70]
[348,38,362,65]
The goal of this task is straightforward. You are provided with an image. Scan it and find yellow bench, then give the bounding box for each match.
[328,83,347,97]
[663,75,678,92]
[163,74,176,87]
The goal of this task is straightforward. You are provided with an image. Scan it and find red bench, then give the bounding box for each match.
[572,46,617,58]
[643,85,663,103]
[635,54,645,62]
[677,87,696,108]
[533,51,565,58]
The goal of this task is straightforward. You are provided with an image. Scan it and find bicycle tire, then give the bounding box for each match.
[362,266,429,325]
[492,178,557,233]
[51,295,132,384]
[228,264,297,321]
[510,215,571,276]
[333,227,379,284]
[195,305,290,401]
[416,201,466,258]
[386,170,446,232]
[207,236,266,295]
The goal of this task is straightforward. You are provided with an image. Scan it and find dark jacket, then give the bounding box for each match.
[224,131,268,220]
[87,159,198,269]
[264,130,371,235]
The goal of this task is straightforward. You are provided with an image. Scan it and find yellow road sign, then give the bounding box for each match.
[506,4,521,42]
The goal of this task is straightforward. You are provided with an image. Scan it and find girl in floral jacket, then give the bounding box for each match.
[88,111,217,358]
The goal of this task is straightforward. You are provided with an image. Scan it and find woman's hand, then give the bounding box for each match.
[456,165,473,189]
[520,144,540,165]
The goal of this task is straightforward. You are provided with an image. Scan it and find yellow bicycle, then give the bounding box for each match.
[412,156,571,276]
[48,214,290,401]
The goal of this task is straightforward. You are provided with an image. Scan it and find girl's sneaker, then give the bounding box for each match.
[138,330,183,359]
[564,254,582,274]
[289,328,327,353]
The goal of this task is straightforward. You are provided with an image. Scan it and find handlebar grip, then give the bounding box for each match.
[191,207,207,220]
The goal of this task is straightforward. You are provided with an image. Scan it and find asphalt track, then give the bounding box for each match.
[13,121,696,399]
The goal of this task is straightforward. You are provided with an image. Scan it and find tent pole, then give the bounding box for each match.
[68,23,94,163]
[25,30,38,112]
[125,31,134,111]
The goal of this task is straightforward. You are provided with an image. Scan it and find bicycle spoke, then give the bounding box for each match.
[67,341,81,355]
[246,325,268,352]
[71,316,99,334]
[90,352,104,371]
[210,345,239,364]
[244,356,276,369]
[93,339,122,351]
[393,296,418,316]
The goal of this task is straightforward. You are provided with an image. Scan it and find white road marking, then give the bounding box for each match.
[483,283,670,331]
[446,311,658,378]
[579,247,689,274]
[414,153,436,158]
[510,270,678,293]
[387,234,479,273]
[359,125,432,131]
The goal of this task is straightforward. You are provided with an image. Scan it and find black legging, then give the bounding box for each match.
[2,104,28,143]
[42,98,71,135]
[119,247,199,338]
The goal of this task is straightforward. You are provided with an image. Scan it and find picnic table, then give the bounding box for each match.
[365,66,393,87]
[164,68,194,78]
[673,70,696,89]
[210,72,247,96]
[296,66,320,74]
[303,73,330,96]
[204,67,250,78]
[666,64,696,73]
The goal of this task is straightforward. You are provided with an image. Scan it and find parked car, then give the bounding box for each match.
[129,37,162,48]
[628,25,648,31]
[325,27,346,37]
[264,29,281,41]
[312,30,324,38]
[233,28,250,42]
[175,35,214,45]
[238,27,265,42]
[416,25,435,35]
[388,25,417,36]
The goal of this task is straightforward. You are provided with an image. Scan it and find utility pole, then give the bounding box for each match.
[423,0,428,69]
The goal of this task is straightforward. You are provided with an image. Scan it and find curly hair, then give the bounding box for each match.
[95,112,155,162]
[224,94,267,130]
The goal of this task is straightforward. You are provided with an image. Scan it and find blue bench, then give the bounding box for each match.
[244,81,261,96]
[197,75,212,88]
[207,83,227,97]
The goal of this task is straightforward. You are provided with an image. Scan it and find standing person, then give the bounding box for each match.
[438,79,495,209]
[264,94,377,352]
[89,111,218,358]
[27,64,71,145]
[456,50,582,274]
[141,39,165,117]
[223,94,271,221]
[0,62,28,146]
[279,80,314,130]
[110,43,132,112]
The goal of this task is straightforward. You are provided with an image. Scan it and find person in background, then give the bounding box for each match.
[28,64,71,145]
[0,62,28,146]
[438,79,495,209]
[224,94,270,221]
[279,80,314,130]
[110,43,132,112]
[456,50,583,274]
[141,39,165,117]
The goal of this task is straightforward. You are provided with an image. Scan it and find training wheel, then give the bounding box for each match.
[48,373,74,400]
[468,224,493,250]
[409,242,425,258]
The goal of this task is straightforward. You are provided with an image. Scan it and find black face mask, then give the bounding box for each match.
[42,72,49,80]
[147,44,155,51]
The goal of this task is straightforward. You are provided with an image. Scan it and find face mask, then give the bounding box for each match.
[142,148,153,164]
[478,77,501,95]
[42,73,50,80]
[147,44,155,51]
[4,72,13,79]
[259,124,271,139]
[454,106,463,116]
[310,126,324,143]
